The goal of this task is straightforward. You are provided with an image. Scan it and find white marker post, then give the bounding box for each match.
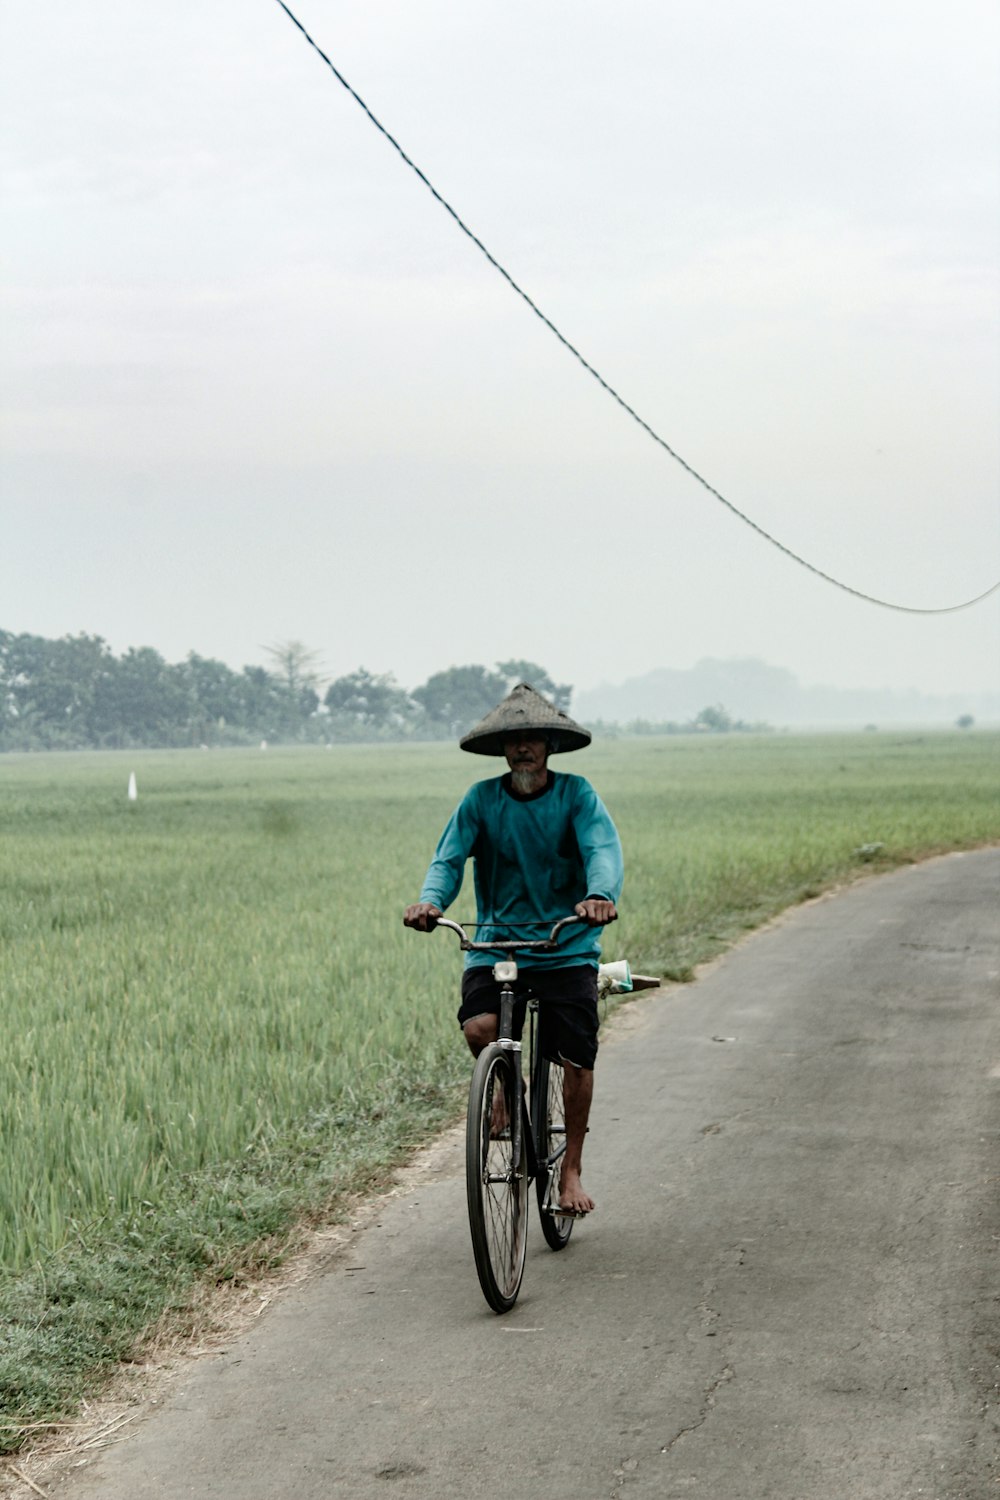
[127,772,138,802]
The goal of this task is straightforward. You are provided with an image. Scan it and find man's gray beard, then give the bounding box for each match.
[511,767,539,795]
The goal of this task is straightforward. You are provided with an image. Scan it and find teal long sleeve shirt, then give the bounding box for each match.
[419,771,624,969]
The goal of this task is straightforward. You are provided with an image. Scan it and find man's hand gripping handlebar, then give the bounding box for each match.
[402,902,443,932]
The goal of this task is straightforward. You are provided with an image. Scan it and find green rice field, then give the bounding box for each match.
[1,730,998,1441]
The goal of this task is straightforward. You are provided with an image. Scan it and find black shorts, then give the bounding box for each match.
[458,964,600,1070]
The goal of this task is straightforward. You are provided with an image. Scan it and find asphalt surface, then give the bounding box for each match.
[51,851,999,1499]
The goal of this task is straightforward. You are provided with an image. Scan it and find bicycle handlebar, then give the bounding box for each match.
[434,914,584,953]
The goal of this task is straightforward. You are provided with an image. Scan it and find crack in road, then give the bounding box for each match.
[661,1363,736,1454]
[608,1364,737,1497]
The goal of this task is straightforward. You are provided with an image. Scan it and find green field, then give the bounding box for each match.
[1,731,998,1443]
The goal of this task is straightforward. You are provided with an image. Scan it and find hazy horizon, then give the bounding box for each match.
[2,1,997,701]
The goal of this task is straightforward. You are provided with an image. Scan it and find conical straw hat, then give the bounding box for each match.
[459,682,591,756]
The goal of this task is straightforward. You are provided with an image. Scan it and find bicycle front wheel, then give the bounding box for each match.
[532,1054,574,1251]
[466,1045,528,1313]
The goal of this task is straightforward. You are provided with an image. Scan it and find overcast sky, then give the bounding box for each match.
[2,0,997,699]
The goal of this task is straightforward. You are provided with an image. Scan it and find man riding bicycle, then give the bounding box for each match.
[404,682,623,1216]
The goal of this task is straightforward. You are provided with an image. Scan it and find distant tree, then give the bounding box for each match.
[411,664,508,737]
[495,660,572,712]
[955,714,975,730]
[182,653,245,742]
[264,640,323,695]
[324,668,415,736]
[96,647,190,747]
[0,631,116,747]
[693,704,733,733]
[258,642,325,739]
[232,665,308,741]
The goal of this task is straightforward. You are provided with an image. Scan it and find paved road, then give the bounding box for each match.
[54,852,999,1499]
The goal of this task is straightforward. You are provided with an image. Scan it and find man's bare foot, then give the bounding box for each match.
[558,1166,595,1215]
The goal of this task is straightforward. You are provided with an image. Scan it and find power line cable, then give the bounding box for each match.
[273,0,999,616]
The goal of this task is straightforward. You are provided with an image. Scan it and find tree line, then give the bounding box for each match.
[599,704,772,736]
[0,632,572,751]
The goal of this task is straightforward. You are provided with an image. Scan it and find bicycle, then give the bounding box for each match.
[435,913,594,1314]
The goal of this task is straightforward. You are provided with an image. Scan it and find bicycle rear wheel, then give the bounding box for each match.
[466,1045,528,1313]
[532,1054,574,1251]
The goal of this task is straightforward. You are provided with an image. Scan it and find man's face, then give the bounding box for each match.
[503,734,548,777]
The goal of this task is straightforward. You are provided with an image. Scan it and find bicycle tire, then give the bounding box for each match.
[466,1045,528,1313]
[532,1053,574,1251]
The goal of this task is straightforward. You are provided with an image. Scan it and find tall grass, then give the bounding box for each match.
[1,731,997,1437]
[0,745,478,1274]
